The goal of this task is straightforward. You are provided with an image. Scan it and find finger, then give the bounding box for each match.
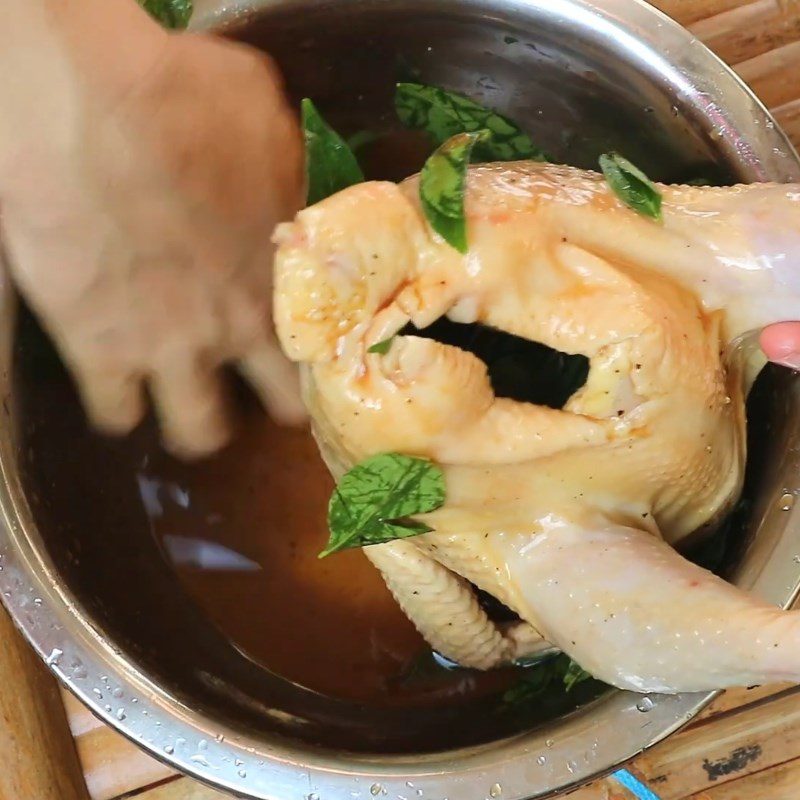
[73,365,145,436]
[237,343,307,426]
[760,321,800,370]
[150,359,230,459]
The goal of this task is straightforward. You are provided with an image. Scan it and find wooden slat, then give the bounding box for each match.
[650,0,749,27]
[690,1,800,65]
[693,684,794,722]
[133,778,228,800]
[63,692,106,739]
[687,757,800,799]
[0,610,90,800]
[773,98,800,147]
[567,775,642,800]
[61,691,175,800]
[736,39,800,108]
[632,687,800,798]
[77,723,176,800]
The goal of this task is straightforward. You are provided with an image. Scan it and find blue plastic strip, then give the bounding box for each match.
[611,769,662,800]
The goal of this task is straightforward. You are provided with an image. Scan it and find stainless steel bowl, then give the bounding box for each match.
[2,0,800,797]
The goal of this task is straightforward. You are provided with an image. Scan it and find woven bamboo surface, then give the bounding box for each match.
[52,2,800,799]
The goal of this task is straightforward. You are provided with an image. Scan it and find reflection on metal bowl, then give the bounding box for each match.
[1,0,800,797]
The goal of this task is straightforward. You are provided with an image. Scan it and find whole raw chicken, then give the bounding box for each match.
[273,161,800,694]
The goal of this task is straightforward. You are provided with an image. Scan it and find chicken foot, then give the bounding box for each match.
[366,540,550,669]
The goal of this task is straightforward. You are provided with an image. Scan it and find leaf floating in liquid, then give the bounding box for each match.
[563,659,592,691]
[346,130,379,154]
[502,655,594,708]
[321,453,446,557]
[395,83,547,162]
[302,99,365,205]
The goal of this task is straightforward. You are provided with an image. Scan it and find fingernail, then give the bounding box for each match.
[776,353,800,371]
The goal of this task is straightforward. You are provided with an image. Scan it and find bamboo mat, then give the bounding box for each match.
[57,2,800,799]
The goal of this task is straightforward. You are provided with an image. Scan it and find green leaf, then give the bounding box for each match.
[396,83,547,162]
[503,665,555,705]
[599,152,662,220]
[138,0,193,28]
[302,99,365,206]
[321,453,446,557]
[563,659,592,692]
[368,337,395,355]
[502,655,593,708]
[502,656,561,707]
[346,130,379,154]
[419,131,487,253]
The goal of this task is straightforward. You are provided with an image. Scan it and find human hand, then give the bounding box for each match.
[0,23,305,457]
[761,322,800,371]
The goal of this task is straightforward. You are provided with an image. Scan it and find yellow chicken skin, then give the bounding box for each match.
[274,162,800,692]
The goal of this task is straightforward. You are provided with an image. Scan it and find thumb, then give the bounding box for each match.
[760,321,800,371]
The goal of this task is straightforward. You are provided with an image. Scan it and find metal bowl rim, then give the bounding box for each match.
[1,0,799,798]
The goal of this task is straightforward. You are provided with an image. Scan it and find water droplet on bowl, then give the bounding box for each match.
[112,687,124,699]
[536,755,547,766]
[115,709,126,721]
[92,688,103,700]
[405,783,414,789]
[164,745,175,755]
[370,784,383,796]
[198,739,208,751]
[45,648,63,666]
[636,696,655,712]
[566,760,577,774]
[235,759,244,767]
[191,755,209,766]
[307,793,319,800]
[780,493,794,511]
[489,783,502,797]
[545,739,554,748]
[215,733,225,743]
[238,770,247,779]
